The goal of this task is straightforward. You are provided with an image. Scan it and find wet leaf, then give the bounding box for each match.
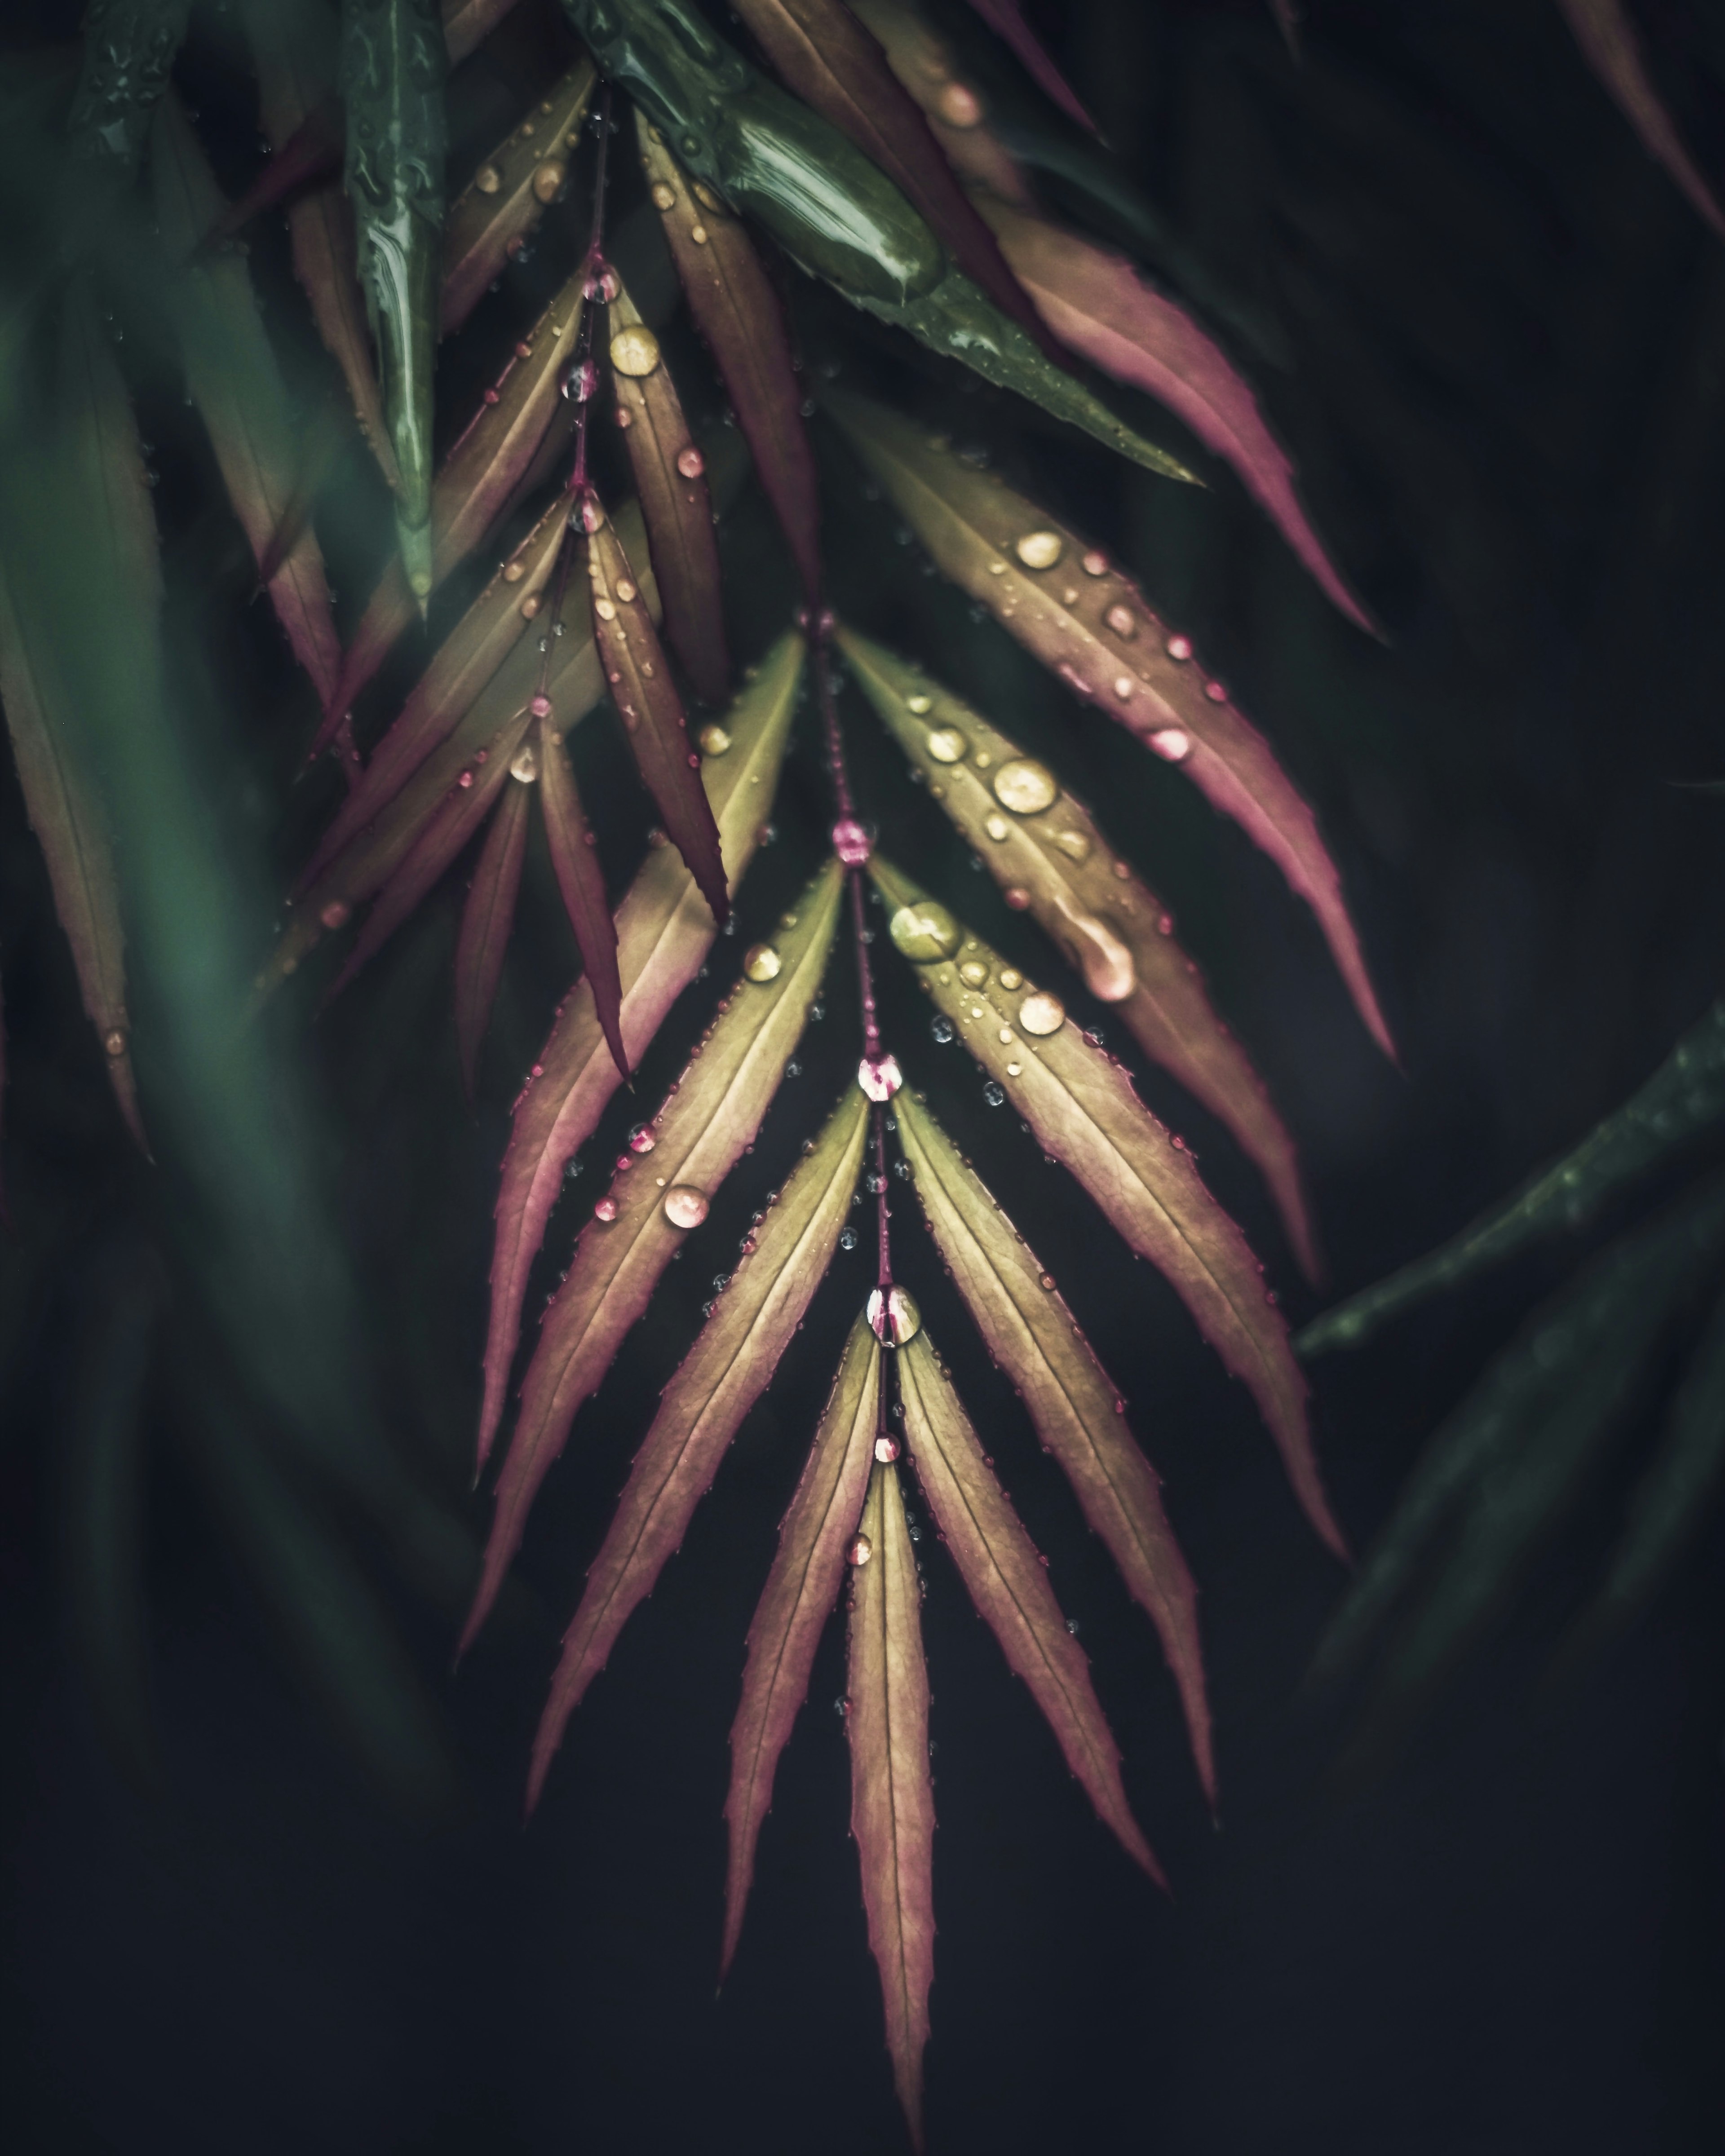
[871,855,1342,1556]
[442,0,520,67]
[894,1092,1212,1800]
[528,1087,869,1807]
[453,757,530,1096]
[1557,0,1725,238]
[537,706,625,1077]
[637,118,821,604]
[846,1456,936,2151]
[723,1310,880,1978]
[341,0,448,597]
[607,275,730,705]
[150,92,342,707]
[478,632,804,1472]
[0,558,144,1146]
[971,194,1372,631]
[67,0,189,173]
[851,0,1035,207]
[463,857,843,1648]
[898,1330,1162,1878]
[441,57,595,336]
[840,625,1318,1278]
[962,0,1096,135]
[585,490,728,925]
[831,393,1393,1060]
[1298,996,1725,1357]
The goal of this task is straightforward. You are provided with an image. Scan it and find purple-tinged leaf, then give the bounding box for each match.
[851,0,1037,206]
[607,278,730,706]
[463,857,842,1651]
[477,633,805,1472]
[454,759,531,1096]
[898,1329,1163,1878]
[963,0,1097,135]
[723,1311,880,1978]
[637,116,822,605]
[895,1093,1213,1801]
[1557,0,1725,239]
[973,194,1373,632]
[441,59,596,336]
[150,92,342,707]
[528,1087,870,1807]
[584,492,728,927]
[442,0,520,67]
[537,708,625,1079]
[840,625,1318,1278]
[871,856,1345,1559]
[847,1457,936,2152]
[830,394,1395,1061]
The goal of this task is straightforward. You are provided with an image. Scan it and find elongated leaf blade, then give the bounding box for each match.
[586,495,728,924]
[199,95,342,254]
[851,0,1043,207]
[898,1330,1161,1877]
[963,0,1097,134]
[464,857,843,1648]
[830,393,1393,1059]
[724,1310,880,1977]
[1557,0,1725,238]
[67,0,189,173]
[529,1087,869,1806]
[871,854,1342,1556]
[840,624,1318,1278]
[607,277,730,705]
[537,709,625,1076]
[478,632,805,1471]
[973,194,1373,632]
[441,59,595,336]
[442,0,519,66]
[637,118,821,604]
[454,760,530,1096]
[150,93,342,707]
[895,1092,1212,1799]
[847,1456,936,2152]
[1298,996,1725,1358]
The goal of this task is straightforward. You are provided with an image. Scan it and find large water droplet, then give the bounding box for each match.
[742,942,780,982]
[663,1185,709,1228]
[889,901,961,961]
[1018,991,1066,1036]
[926,725,967,764]
[610,324,661,377]
[593,1195,619,1223]
[848,1533,873,1567]
[831,817,871,865]
[473,163,502,194]
[992,758,1057,815]
[858,1053,903,1101]
[867,1286,922,1343]
[1015,530,1063,570]
[676,445,705,479]
[959,960,988,987]
[532,160,566,203]
[698,722,730,755]
[984,813,1010,842]
[509,744,539,784]
[875,1435,901,1463]
[1149,728,1191,761]
[1052,894,1135,1002]
[651,181,677,211]
[628,1124,656,1154]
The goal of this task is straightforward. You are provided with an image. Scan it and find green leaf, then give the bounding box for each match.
[67,0,189,173]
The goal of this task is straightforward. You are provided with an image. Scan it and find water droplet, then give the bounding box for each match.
[848,1533,873,1567]
[458,770,474,789]
[698,722,730,755]
[931,1016,955,1045]
[564,358,601,403]
[743,942,781,983]
[925,725,967,764]
[529,694,553,720]
[474,163,502,194]
[858,1053,902,1101]
[610,323,661,376]
[318,899,350,931]
[983,1080,1006,1106]
[1082,550,1109,576]
[936,78,985,126]
[594,596,617,620]
[905,693,933,715]
[875,1435,901,1463]
[628,1124,656,1154]
[1066,1617,1081,1636]
[839,1226,859,1251]
[831,817,871,865]
[1018,991,1066,1036]
[509,744,539,784]
[1113,677,1134,700]
[995,970,1022,992]
[651,181,677,211]
[532,159,566,203]
[502,561,526,584]
[1050,828,1092,864]
[1165,635,1192,662]
[1015,530,1063,570]
[1003,887,1031,910]
[690,222,709,244]
[868,1286,922,1343]
[889,901,960,961]
[1204,680,1227,702]
[1149,728,1191,761]
[959,960,989,988]
[594,1195,619,1223]
[1053,896,1135,1001]
[520,594,541,618]
[663,1185,709,1228]
[984,813,1010,842]
[677,445,705,479]
[992,758,1057,815]
[102,1028,128,1058]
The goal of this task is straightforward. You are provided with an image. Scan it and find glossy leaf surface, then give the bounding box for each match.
[68,0,189,173]
[453,762,530,1096]
[537,707,625,1077]
[441,58,595,336]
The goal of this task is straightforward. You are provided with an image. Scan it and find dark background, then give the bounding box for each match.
[4,0,1725,2150]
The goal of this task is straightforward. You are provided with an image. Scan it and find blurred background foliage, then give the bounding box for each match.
[3,0,1725,2151]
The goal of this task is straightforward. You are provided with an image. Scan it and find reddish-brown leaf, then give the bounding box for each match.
[453,755,530,1096]
[441,59,596,336]
[463,857,843,1650]
[852,0,1036,205]
[871,855,1346,1559]
[964,0,1097,134]
[1557,0,1725,238]
[478,633,805,1472]
[830,393,1395,1061]
[973,194,1373,632]
[894,1093,1212,1800]
[607,278,730,705]
[537,707,625,1078]
[839,624,1317,1279]
[584,491,728,927]
[528,1087,869,1808]
[730,0,1050,350]
[637,116,821,604]
[847,1455,936,2150]
[723,1310,880,1978]
[442,0,520,67]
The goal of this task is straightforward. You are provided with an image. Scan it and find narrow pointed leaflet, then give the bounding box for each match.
[441,58,595,335]
[478,633,805,1472]
[584,492,728,927]
[529,1088,869,1807]
[537,707,625,1078]
[724,1312,880,1979]
[464,857,843,1648]
[454,762,530,1096]
[340,0,447,600]
[897,1330,1162,1880]
[150,93,342,707]
[840,624,1318,1277]
[1557,0,1725,239]
[830,393,1393,1059]
[606,276,730,706]
[963,0,1097,134]
[846,1458,936,2152]
[894,1093,1212,1801]
[871,856,1343,1557]
[636,118,821,604]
